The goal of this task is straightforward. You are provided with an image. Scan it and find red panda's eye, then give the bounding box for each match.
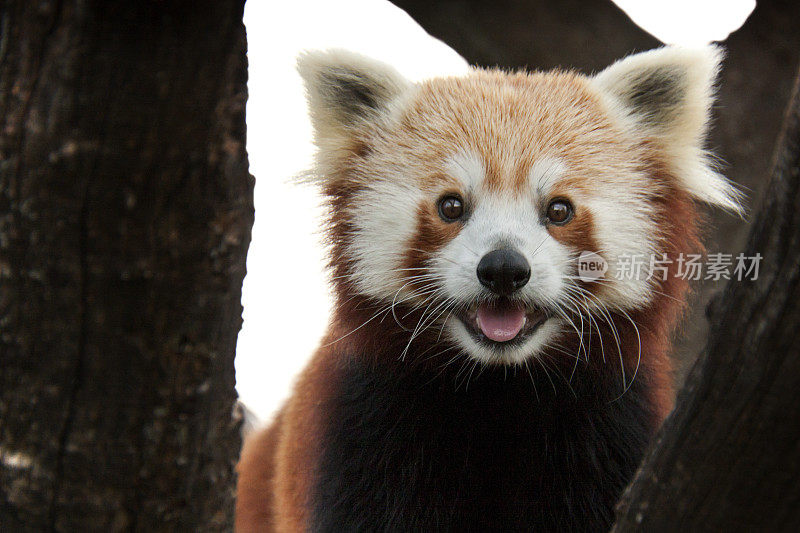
[437,194,465,222]
[546,199,573,225]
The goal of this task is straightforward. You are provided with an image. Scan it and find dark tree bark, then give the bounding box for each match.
[390,0,800,381]
[0,1,252,531]
[613,68,800,531]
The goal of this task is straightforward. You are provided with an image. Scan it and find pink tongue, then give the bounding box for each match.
[476,302,526,342]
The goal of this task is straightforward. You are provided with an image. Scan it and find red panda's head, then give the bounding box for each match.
[298,47,741,366]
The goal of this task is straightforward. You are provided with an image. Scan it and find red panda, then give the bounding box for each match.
[235,46,741,532]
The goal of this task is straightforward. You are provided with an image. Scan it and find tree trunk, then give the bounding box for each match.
[0,1,252,531]
[613,68,800,531]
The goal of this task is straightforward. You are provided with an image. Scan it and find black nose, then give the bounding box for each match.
[476,248,531,296]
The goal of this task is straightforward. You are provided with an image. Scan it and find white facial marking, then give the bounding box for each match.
[446,150,485,191]
[347,178,423,300]
[529,157,568,197]
[584,190,658,308]
[451,317,564,365]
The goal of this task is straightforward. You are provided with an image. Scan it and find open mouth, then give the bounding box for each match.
[456,298,550,347]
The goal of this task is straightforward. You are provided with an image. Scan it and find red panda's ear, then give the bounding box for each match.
[297,49,412,141]
[592,45,743,214]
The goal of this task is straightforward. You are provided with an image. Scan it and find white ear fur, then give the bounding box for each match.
[593,45,743,213]
[297,49,412,141]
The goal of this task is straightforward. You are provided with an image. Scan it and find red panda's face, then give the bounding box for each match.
[299,48,741,365]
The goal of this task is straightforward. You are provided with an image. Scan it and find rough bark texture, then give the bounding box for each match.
[613,68,800,532]
[0,1,252,531]
[389,0,800,382]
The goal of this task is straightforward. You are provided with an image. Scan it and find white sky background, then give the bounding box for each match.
[236,0,756,424]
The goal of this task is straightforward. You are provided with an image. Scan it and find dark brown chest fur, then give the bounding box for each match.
[310,349,657,532]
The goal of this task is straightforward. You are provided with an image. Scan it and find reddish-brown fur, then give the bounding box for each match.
[236,62,715,530]
[235,411,282,532]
